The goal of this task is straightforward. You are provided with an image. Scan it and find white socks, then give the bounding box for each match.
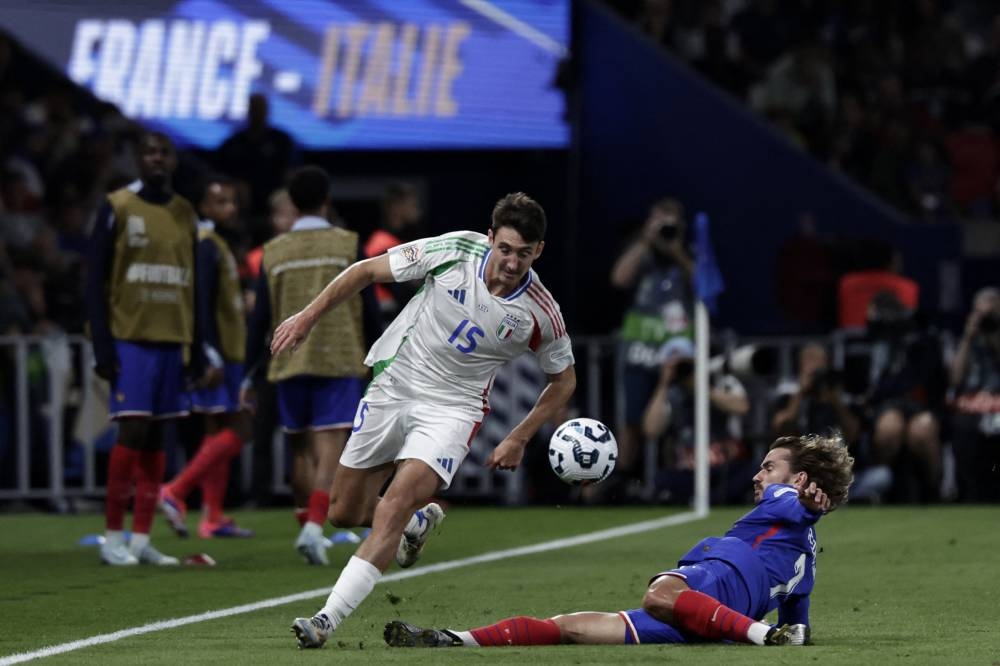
[746,621,771,646]
[128,532,149,555]
[451,630,478,646]
[319,556,381,629]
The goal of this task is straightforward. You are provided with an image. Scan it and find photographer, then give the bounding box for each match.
[610,198,694,491]
[771,342,861,444]
[864,292,947,502]
[642,339,752,505]
[949,287,1000,502]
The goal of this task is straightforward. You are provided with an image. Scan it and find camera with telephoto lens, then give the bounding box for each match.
[659,223,679,241]
[808,368,842,396]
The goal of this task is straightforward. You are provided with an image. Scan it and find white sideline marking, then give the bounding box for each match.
[0,511,705,664]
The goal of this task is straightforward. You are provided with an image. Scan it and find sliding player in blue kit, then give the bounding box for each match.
[384,433,854,648]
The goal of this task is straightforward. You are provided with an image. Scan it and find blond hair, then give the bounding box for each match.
[771,433,855,511]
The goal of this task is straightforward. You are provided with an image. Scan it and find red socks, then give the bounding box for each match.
[469,616,562,646]
[167,429,242,500]
[199,429,243,523]
[307,490,330,526]
[132,450,166,534]
[294,508,308,526]
[672,590,755,643]
[105,444,138,530]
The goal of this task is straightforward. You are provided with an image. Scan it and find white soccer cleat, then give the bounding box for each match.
[133,543,180,566]
[785,624,810,645]
[100,541,139,566]
[295,523,329,566]
[291,615,333,649]
[395,502,445,569]
[764,623,810,646]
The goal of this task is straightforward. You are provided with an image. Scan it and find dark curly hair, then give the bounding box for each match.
[771,433,855,511]
[490,192,547,243]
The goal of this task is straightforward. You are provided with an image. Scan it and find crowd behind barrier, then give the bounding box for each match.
[3,326,995,508]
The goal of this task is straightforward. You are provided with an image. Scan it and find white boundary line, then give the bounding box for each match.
[458,0,568,57]
[0,510,706,664]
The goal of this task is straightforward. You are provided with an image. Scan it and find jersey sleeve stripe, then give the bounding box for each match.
[527,284,566,338]
[528,285,565,338]
[425,239,488,254]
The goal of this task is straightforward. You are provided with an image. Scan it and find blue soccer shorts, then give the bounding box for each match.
[621,559,754,644]
[109,339,188,419]
[189,361,244,414]
[275,375,363,433]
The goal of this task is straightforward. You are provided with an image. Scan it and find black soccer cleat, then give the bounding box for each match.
[384,620,463,647]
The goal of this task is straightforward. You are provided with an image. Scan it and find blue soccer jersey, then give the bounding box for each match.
[678,483,820,624]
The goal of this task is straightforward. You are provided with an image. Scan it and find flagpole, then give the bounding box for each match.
[692,212,722,518]
[694,300,710,516]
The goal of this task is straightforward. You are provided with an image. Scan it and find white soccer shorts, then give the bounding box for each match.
[339,385,481,490]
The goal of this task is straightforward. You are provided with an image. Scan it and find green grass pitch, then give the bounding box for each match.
[1,504,998,664]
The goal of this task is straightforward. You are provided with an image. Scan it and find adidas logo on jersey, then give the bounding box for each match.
[448,289,467,304]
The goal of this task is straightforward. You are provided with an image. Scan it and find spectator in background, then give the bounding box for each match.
[905,138,953,223]
[634,0,679,51]
[948,287,1000,501]
[241,187,296,508]
[944,104,998,220]
[242,187,297,309]
[641,338,752,505]
[750,34,836,155]
[770,342,861,451]
[774,212,835,332]
[864,291,948,503]
[838,242,918,329]
[217,93,296,239]
[610,197,694,497]
[363,182,423,318]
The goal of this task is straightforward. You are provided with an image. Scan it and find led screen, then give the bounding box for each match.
[1,0,569,149]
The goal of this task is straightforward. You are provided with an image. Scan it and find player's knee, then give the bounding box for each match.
[327,501,360,528]
[642,575,685,622]
[641,590,674,622]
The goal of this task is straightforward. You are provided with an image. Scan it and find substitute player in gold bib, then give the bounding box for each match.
[85,132,210,566]
[272,193,577,649]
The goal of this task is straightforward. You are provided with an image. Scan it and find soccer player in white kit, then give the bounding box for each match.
[270,193,577,649]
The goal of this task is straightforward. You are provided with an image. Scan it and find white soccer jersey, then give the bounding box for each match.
[364,230,574,415]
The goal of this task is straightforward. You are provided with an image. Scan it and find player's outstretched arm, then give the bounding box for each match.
[487,365,576,471]
[795,479,830,514]
[271,254,393,355]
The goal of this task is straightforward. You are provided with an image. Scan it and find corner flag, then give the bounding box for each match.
[694,212,724,314]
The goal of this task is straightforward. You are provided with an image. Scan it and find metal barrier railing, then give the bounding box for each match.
[1,331,870,505]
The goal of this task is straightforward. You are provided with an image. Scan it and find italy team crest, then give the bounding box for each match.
[496,313,520,340]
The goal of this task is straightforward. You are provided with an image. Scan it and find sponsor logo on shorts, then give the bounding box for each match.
[436,457,455,473]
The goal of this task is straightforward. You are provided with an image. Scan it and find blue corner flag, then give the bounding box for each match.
[694,212,725,314]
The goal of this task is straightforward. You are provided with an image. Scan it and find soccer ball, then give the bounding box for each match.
[548,418,618,486]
